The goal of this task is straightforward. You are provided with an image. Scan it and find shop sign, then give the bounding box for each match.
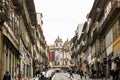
[113,36,120,52]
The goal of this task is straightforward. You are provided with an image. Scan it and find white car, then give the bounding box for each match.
[41,71,45,76]
[45,69,55,78]
[45,70,52,78]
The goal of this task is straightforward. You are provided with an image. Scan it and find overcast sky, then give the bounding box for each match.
[34,0,94,45]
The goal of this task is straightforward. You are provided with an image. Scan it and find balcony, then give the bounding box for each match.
[25,0,37,26]
[77,43,84,55]
[83,39,89,52]
[11,0,23,15]
[0,2,8,25]
[99,0,120,36]
[90,28,98,45]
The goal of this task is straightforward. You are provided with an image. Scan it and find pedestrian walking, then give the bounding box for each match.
[80,69,83,80]
[3,71,11,80]
[115,67,120,80]
[101,70,104,79]
[17,73,21,80]
[40,73,44,80]
[68,70,74,80]
[91,68,95,79]
[13,73,16,80]
[84,72,87,79]
[111,69,115,80]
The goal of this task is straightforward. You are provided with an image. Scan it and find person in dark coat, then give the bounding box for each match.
[68,70,74,79]
[40,73,44,80]
[3,71,11,80]
[84,72,87,79]
[91,69,95,79]
[80,69,83,79]
[111,69,115,80]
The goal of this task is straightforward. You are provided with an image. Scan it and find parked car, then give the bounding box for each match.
[41,71,46,77]
[45,69,55,80]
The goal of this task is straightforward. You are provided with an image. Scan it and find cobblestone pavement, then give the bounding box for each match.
[61,73,112,80]
[30,72,112,80]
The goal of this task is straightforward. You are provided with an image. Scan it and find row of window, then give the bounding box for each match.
[6,0,19,39]
[80,0,120,57]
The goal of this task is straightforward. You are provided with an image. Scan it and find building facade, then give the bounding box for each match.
[0,0,48,80]
[71,0,120,78]
[48,36,72,69]
[48,44,55,67]
[54,36,63,66]
[62,39,71,67]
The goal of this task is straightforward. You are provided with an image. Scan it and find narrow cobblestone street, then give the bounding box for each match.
[0,0,120,80]
[73,73,112,80]
[52,73,111,80]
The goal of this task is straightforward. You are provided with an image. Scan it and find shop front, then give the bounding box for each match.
[113,36,120,79]
[3,36,21,80]
[113,36,120,68]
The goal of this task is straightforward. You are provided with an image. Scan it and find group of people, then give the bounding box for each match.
[3,71,11,80]
[79,69,87,79]
[111,68,120,80]
[3,71,47,80]
[3,71,21,80]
